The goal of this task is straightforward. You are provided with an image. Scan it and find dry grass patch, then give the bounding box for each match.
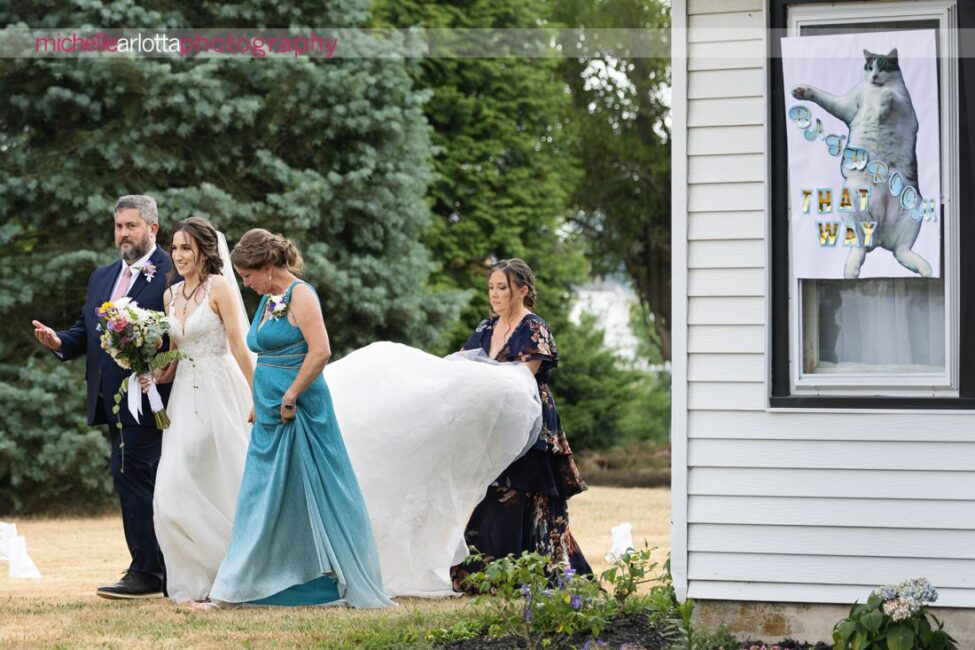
[0,486,670,648]
[570,486,671,577]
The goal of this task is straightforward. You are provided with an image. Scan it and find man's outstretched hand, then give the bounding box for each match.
[32,320,62,351]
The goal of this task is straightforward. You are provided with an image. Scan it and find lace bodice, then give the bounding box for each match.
[168,279,228,360]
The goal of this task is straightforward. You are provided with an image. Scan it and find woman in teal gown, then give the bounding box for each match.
[207,228,391,609]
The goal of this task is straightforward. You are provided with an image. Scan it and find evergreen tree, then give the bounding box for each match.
[0,0,463,511]
[372,0,585,349]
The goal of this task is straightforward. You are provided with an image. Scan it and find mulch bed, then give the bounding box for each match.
[737,642,832,650]
[442,613,672,649]
[441,614,834,650]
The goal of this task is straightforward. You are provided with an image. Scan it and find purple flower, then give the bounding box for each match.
[571,595,583,610]
[136,261,157,283]
[268,294,289,320]
[520,584,534,622]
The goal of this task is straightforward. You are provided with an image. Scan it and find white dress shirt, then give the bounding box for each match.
[110,245,158,298]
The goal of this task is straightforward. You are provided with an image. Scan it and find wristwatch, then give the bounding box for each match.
[283,402,296,410]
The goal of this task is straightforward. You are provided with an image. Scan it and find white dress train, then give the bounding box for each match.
[153,279,252,602]
[325,342,542,597]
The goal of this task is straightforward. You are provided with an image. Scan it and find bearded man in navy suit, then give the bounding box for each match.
[32,195,173,599]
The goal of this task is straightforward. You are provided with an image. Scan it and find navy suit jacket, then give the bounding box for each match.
[57,247,174,428]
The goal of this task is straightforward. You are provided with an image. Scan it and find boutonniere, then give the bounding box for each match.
[133,262,157,283]
[268,294,289,320]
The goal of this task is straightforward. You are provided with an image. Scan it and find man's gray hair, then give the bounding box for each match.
[114,195,158,225]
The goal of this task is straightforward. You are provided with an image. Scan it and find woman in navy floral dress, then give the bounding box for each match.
[451,259,592,590]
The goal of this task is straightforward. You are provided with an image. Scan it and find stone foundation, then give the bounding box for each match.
[694,600,975,647]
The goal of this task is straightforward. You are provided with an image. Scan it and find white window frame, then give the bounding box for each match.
[786,0,960,397]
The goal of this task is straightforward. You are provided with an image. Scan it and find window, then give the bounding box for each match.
[770,0,975,405]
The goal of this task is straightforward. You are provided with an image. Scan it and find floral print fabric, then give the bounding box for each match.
[452,314,592,590]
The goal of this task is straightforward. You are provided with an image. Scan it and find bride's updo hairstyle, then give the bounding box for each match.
[168,217,223,286]
[230,228,304,276]
[490,258,537,310]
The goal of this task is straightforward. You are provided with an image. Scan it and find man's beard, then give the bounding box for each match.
[118,234,151,261]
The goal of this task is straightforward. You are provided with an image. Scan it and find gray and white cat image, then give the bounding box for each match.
[792,48,932,278]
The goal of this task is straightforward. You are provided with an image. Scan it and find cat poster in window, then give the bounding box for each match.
[782,30,941,279]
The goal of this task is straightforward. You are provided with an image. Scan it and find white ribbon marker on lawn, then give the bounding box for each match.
[605,521,635,563]
[0,522,42,579]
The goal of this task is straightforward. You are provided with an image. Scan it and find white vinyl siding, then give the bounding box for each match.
[687,382,766,411]
[688,154,764,183]
[687,127,764,154]
[688,40,765,72]
[688,239,765,267]
[688,269,765,297]
[688,410,975,440]
[688,326,765,353]
[688,354,765,382]
[689,70,765,99]
[684,582,975,608]
[689,98,767,128]
[673,0,975,607]
[689,469,975,500]
[688,211,765,240]
[688,297,764,325]
[687,11,764,42]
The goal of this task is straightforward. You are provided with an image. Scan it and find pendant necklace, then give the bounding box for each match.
[181,280,203,322]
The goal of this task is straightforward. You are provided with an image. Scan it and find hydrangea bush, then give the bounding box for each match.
[833,577,956,650]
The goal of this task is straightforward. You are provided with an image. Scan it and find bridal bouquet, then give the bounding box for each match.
[96,297,180,432]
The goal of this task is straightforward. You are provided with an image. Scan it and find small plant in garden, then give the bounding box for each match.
[430,547,668,649]
[599,543,660,612]
[833,577,957,650]
[455,551,616,649]
[661,593,739,650]
[642,554,733,649]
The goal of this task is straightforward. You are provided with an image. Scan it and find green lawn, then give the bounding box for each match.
[0,486,669,648]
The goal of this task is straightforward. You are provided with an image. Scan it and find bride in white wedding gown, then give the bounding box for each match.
[150,219,255,603]
[152,223,541,601]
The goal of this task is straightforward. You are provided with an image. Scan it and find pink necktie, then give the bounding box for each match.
[111,266,133,302]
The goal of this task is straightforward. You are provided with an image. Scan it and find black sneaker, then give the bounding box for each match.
[96,571,164,600]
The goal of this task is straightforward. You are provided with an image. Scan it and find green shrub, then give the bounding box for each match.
[833,578,956,650]
[0,360,113,514]
[551,313,663,451]
[463,551,616,649]
[435,546,669,649]
[600,544,661,610]
[429,548,755,649]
